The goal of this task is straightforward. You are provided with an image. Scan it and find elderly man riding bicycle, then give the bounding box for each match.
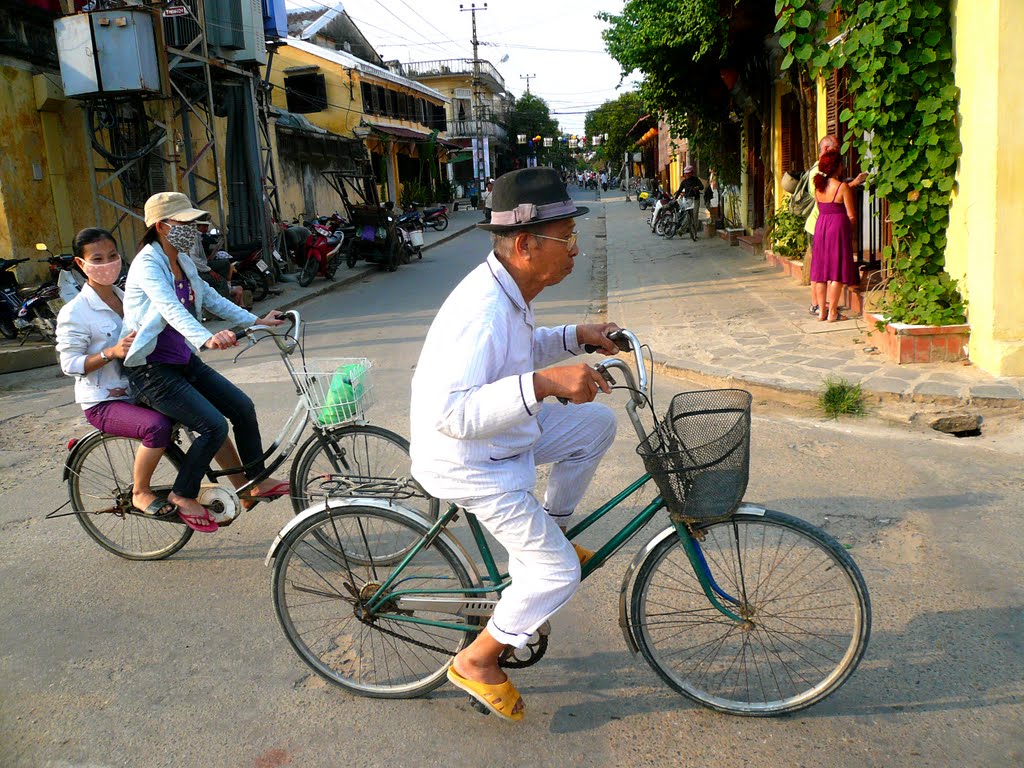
[410,168,621,721]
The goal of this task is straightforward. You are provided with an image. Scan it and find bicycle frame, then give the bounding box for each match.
[201,311,362,497]
[355,329,748,633]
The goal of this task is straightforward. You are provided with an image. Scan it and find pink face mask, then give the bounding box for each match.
[80,257,122,286]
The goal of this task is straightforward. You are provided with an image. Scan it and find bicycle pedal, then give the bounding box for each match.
[468,697,491,716]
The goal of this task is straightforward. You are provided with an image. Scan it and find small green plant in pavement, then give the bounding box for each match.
[819,376,866,419]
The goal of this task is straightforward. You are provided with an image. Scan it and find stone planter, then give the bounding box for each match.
[865,312,970,364]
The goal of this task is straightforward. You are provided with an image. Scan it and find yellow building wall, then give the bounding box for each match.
[771,85,786,213]
[947,0,1024,375]
[0,62,98,283]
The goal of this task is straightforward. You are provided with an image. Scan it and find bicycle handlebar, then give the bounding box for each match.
[558,328,649,409]
[238,309,300,355]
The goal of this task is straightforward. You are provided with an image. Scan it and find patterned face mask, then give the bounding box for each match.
[79,256,122,286]
[165,222,199,253]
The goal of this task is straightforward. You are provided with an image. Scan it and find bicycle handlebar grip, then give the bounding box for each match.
[583,332,632,354]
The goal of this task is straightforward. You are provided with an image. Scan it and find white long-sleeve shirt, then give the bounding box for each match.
[410,252,582,499]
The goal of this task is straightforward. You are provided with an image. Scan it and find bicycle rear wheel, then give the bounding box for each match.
[631,509,870,716]
[272,504,477,698]
[67,434,191,560]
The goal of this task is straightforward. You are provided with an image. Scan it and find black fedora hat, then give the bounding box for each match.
[478,167,588,232]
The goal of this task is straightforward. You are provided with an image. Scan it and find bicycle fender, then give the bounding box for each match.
[62,430,106,482]
[264,498,484,590]
[617,504,768,655]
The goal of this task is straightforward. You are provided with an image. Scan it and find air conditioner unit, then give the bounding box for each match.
[218,0,266,65]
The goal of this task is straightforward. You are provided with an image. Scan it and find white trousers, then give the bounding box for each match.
[454,402,617,648]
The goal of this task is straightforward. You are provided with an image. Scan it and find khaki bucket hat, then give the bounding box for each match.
[144,192,209,228]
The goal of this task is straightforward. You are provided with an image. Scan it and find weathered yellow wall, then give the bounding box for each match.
[0,62,96,283]
[947,0,1024,375]
[771,85,786,212]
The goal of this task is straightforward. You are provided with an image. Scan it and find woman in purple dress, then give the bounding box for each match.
[810,148,858,322]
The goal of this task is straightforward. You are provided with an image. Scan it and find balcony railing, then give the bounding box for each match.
[447,119,508,142]
[399,58,505,92]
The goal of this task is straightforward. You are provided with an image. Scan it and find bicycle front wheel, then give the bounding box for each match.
[631,509,870,716]
[290,425,439,522]
[67,434,191,560]
[273,504,477,698]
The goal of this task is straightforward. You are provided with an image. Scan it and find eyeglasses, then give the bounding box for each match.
[531,230,578,251]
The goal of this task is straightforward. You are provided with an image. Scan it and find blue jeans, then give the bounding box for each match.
[126,355,266,498]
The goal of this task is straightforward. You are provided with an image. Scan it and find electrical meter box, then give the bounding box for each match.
[55,10,161,98]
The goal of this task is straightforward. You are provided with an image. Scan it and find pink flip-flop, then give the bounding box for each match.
[240,482,292,511]
[178,508,219,533]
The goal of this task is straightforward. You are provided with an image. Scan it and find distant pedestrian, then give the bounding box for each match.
[706,168,720,227]
[810,148,857,322]
[481,180,494,222]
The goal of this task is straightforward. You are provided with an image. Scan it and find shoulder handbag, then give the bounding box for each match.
[789,170,816,218]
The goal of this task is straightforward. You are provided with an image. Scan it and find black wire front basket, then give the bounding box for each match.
[636,389,752,523]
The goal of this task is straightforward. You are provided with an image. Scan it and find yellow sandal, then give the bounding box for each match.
[447,666,525,722]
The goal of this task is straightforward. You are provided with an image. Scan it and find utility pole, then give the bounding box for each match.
[460,3,487,197]
[520,73,536,94]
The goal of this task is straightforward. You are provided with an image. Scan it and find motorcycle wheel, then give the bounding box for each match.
[664,220,678,239]
[654,217,668,237]
[298,255,318,287]
[639,200,648,210]
[324,254,342,280]
[429,214,449,232]
[33,306,57,343]
[238,268,269,303]
[400,244,413,266]
[0,315,16,340]
[345,247,358,269]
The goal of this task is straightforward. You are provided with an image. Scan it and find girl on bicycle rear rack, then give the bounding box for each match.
[121,193,289,533]
[56,228,176,517]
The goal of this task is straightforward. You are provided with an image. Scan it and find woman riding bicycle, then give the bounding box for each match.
[121,192,289,533]
[56,227,177,517]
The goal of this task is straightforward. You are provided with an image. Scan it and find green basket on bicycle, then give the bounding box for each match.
[636,389,752,522]
[301,358,374,426]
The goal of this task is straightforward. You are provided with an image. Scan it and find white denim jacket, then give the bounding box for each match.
[121,241,257,367]
[410,253,581,499]
[55,285,131,410]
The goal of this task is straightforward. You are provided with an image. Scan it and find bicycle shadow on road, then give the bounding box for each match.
[535,603,1024,733]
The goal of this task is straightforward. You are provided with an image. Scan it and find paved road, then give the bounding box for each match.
[1,192,1022,767]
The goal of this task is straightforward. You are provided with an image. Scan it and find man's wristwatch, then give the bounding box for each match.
[99,349,111,363]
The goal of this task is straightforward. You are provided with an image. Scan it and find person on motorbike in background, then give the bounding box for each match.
[673,164,704,205]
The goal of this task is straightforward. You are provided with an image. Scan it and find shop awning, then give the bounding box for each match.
[366,123,462,150]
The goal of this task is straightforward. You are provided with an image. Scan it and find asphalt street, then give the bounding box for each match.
[1,191,1022,767]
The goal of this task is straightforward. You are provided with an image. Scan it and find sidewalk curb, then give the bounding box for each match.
[651,351,1024,414]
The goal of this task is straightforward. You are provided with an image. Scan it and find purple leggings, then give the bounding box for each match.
[84,400,174,449]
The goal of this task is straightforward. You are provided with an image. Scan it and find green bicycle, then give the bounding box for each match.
[266,330,871,716]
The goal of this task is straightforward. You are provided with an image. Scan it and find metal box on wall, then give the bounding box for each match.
[54,10,161,98]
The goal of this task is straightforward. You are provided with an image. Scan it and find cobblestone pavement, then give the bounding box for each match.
[602,192,1024,406]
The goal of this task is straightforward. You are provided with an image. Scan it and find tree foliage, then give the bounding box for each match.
[584,91,647,175]
[598,1,774,185]
[776,0,966,326]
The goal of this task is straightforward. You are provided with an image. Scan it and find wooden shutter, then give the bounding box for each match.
[780,98,792,174]
[826,71,840,137]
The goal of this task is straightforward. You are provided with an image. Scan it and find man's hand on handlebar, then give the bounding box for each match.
[534,363,612,404]
[204,330,237,350]
[258,310,286,327]
[576,322,622,356]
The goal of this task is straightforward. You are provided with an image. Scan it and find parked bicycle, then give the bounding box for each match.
[666,195,700,241]
[267,329,871,717]
[53,310,436,560]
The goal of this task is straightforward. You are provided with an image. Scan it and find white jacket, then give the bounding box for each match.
[410,253,581,499]
[55,285,131,410]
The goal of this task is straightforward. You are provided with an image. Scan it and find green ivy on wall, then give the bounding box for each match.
[776,0,967,326]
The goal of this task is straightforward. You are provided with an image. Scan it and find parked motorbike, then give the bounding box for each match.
[229,246,274,303]
[420,204,449,232]
[649,191,675,234]
[298,220,346,286]
[0,254,66,343]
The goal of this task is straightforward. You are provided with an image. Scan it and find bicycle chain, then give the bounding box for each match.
[354,610,469,657]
